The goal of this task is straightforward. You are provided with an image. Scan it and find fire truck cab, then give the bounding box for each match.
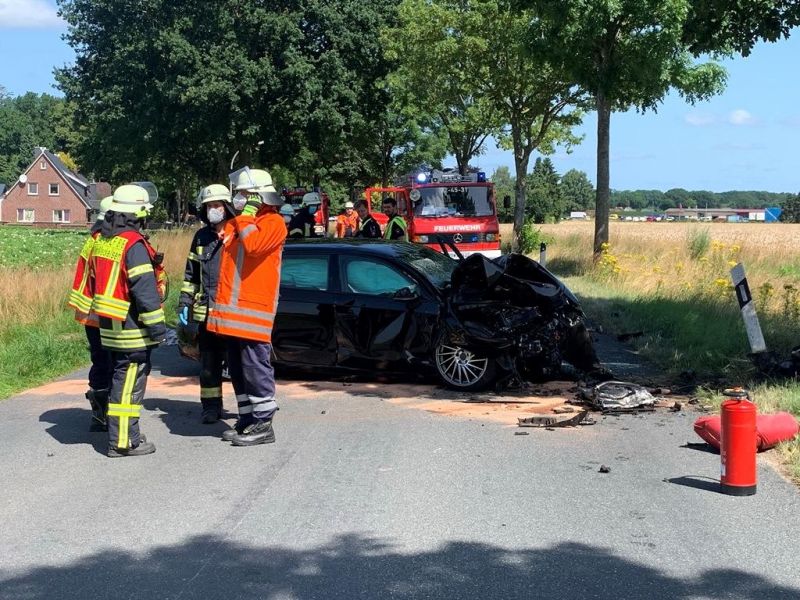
[365,169,501,258]
[280,187,331,236]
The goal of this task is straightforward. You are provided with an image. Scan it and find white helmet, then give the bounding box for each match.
[230,167,282,205]
[197,184,230,206]
[279,204,295,217]
[344,201,354,209]
[96,196,114,221]
[108,184,153,216]
[302,192,322,207]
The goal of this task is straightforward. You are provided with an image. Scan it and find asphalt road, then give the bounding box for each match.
[1,342,799,600]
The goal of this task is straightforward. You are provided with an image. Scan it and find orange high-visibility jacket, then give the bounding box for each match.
[335,212,359,238]
[68,230,101,327]
[206,208,287,343]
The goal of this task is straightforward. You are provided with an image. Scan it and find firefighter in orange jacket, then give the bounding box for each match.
[207,168,287,446]
[67,195,114,432]
[89,184,166,457]
[335,201,359,237]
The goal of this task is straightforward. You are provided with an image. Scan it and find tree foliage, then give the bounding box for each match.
[526,157,564,223]
[491,166,516,222]
[560,169,595,212]
[779,192,800,223]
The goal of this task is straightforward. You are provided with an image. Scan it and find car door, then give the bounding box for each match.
[271,252,337,366]
[334,254,439,370]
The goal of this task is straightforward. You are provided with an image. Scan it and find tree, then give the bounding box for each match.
[491,166,516,222]
[383,0,500,175]
[560,169,594,212]
[779,192,800,224]
[520,0,726,259]
[388,0,586,249]
[527,157,564,223]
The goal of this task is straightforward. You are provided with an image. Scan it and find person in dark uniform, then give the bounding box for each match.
[287,192,323,238]
[178,184,236,424]
[382,196,408,241]
[354,200,382,238]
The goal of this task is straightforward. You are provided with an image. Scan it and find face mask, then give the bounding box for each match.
[283,215,292,225]
[207,207,226,224]
[233,193,247,211]
[308,205,318,215]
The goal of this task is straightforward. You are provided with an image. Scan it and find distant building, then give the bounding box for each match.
[0,147,110,226]
[664,207,769,222]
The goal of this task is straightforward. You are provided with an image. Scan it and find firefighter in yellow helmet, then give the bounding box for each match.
[67,195,115,432]
[178,184,236,423]
[89,184,166,457]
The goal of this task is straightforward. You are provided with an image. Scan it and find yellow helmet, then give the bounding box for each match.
[108,184,153,216]
[96,196,114,221]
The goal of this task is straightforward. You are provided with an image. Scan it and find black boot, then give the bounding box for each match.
[231,420,275,446]
[107,439,156,458]
[86,389,109,432]
[201,398,223,424]
[221,418,249,442]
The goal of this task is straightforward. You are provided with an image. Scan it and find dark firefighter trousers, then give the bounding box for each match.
[198,322,225,414]
[85,324,112,392]
[226,338,278,425]
[107,349,152,450]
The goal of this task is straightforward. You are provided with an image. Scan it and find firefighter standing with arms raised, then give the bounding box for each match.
[89,184,166,457]
[207,168,287,446]
[178,184,236,424]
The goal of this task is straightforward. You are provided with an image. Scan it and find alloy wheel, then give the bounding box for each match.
[435,343,489,388]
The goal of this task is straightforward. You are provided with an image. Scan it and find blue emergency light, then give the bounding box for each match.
[477,171,486,182]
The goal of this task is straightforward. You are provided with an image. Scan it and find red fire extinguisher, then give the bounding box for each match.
[720,387,757,496]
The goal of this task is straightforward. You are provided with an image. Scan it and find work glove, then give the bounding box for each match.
[178,305,189,326]
[241,194,262,217]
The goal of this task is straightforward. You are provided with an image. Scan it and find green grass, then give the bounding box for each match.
[0,227,86,268]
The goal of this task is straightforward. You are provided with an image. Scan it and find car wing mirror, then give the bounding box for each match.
[392,286,419,300]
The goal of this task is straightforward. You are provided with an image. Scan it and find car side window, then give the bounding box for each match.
[281,256,329,290]
[343,258,417,296]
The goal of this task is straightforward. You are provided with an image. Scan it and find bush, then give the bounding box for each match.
[687,228,710,260]
[518,219,544,256]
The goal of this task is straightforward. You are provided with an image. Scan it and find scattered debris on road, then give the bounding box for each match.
[518,410,589,428]
[578,380,657,412]
[599,465,611,473]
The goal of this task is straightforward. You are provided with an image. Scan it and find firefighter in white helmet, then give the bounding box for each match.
[67,195,115,432]
[207,168,287,446]
[288,192,323,238]
[88,184,167,457]
[178,184,236,423]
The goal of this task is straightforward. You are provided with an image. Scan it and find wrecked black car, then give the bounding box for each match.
[177,239,600,391]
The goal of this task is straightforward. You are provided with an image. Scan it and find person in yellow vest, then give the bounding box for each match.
[207,168,287,446]
[382,196,408,241]
[178,184,236,423]
[89,184,166,458]
[67,195,114,432]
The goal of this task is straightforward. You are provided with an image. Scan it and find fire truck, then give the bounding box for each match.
[280,187,331,236]
[365,168,501,258]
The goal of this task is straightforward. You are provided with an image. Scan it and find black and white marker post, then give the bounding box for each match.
[539,242,547,268]
[730,263,767,355]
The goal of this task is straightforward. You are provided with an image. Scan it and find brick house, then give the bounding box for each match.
[0,147,111,226]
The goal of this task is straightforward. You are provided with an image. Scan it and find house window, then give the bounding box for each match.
[49,183,59,196]
[53,209,71,223]
[40,161,47,170]
[17,209,35,223]
[27,182,38,195]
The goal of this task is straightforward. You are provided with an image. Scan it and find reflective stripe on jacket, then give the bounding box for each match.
[179,226,223,323]
[91,230,166,352]
[68,226,102,326]
[206,208,287,343]
[384,215,408,241]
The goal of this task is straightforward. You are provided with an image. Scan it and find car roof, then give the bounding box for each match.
[284,238,425,259]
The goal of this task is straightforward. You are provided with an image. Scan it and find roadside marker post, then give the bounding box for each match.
[539,242,547,268]
[730,263,767,354]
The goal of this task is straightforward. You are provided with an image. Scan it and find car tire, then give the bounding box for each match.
[434,337,496,391]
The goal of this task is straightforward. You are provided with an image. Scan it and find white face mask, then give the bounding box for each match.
[207,207,226,224]
[233,193,247,211]
[283,215,292,225]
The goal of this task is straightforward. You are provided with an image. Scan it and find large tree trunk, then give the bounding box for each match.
[512,154,529,252]
[594,90,611,261]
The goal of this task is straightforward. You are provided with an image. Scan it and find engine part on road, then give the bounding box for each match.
[517,410,589,428]
[579,381,656,411]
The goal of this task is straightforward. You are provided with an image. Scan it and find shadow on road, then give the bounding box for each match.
[1,534,796,600]
[144,396,233,438]
[39,408,107,456]
[665,475,725,495]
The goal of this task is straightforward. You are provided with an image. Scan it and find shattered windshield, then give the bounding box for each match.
[413,186,493,218]
[404,245,458,289]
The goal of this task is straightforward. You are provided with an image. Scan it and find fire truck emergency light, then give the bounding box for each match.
[417,172,428,183]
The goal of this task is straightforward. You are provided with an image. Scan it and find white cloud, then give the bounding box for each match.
[728,109,757,126]
[0,0,64,29]
[685,112,716,126]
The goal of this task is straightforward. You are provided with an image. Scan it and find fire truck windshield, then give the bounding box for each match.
[413,186,493,218]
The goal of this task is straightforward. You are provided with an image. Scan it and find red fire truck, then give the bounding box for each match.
[365,169,501,258]
[280,187,331,236]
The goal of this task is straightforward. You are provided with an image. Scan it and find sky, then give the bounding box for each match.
[1,0,799,193]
